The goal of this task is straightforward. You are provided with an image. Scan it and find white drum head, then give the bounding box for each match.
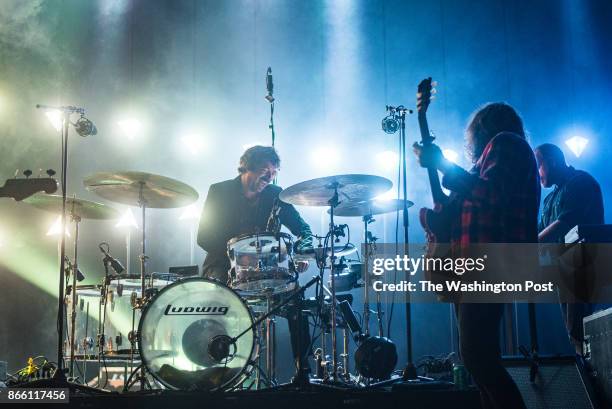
[138,278,256,391]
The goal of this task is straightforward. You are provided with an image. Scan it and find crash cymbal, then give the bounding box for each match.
[279,174,392,207]
[330,198,414,217]
[83,171,198,209]
[23,194,120,220]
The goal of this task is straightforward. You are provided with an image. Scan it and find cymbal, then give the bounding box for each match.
[331,199,414,217]
[23,194,120,220]
[279,174,392,207]
[84,171,198,209]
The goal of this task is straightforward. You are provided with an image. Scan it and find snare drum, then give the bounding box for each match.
[227,232,297,297]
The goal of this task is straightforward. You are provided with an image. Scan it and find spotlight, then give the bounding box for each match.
[45,110,63,132]
[565,135,589,158]
[181,134,204,155]
[179,204,200,221]
[375,150,399,172]
[374,190,396,202]
[310,146,340,169]
[115,208,137,229]
[442,149,459,164]
[118,119,143,139]
[47,216,70,237]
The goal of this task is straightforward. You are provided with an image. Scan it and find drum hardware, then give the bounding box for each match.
[23,193,121,381]
[280,173,392,383]
[85,171,198,390]
[226,275,320,388]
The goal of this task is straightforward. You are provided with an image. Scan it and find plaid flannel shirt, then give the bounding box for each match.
[442,132,541,256]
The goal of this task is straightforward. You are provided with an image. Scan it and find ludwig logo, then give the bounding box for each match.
[164,305,229,316]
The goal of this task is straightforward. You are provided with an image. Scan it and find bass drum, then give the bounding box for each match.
[138,278,257,391]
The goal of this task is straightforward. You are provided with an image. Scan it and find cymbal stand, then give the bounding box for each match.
[362,214,373,337]
[134,182,148,390]
[68,205,82,379]
[327,183,340,382]
[265,296,277,385]
[97,258,110,389]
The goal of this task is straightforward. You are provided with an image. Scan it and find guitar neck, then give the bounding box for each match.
[418,112,447,206]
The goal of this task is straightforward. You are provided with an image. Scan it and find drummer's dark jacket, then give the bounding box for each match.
[197,176,312,280]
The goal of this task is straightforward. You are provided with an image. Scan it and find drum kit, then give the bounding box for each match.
[24,169,414,391]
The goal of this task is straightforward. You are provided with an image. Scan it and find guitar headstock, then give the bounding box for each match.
[0,177,58,201]
[416,77,434,115]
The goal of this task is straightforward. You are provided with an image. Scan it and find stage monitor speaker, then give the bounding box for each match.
[503,356,596,409]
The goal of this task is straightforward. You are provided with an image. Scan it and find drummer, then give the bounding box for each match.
[197,145,314,376]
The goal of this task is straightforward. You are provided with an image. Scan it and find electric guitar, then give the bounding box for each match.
[0,171,58,201]
[414,78,456,300]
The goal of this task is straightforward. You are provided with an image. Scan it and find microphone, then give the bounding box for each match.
[265,67,274,103]
[208,335,234,362]
[74,115,97,137]
[98,244,125,274]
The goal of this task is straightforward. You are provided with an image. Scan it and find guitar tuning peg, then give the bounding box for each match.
[13,169,19,178]
[23,169,32,179]
[46,169,56,177]
[431,88,438,94]
[432,81,438,87]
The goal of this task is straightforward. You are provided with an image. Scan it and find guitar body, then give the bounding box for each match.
[415,78,457,302]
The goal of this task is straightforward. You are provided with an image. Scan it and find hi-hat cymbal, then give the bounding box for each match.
[330,199,415,217]
[84,171,198,209]
[23,194,120,220]
[279,174,392,207]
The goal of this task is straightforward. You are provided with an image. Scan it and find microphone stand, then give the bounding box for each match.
[265,67,277,184]
[397,107,417,380]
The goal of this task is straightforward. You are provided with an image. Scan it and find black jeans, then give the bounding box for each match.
[455,303,526,409]
[204,266,311,372]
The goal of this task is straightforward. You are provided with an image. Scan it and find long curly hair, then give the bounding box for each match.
[465,102,526,163]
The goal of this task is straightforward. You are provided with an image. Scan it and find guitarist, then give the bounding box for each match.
[414,100,540,409]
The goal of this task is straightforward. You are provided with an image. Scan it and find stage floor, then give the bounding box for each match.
[14,384,482,409]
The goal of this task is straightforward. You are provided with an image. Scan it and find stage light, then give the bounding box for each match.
[565,135,589,158]
[443,149,459,164]
[310,146,340,169]
[118,118,143,139]
[179,204,200,221]
[374,189,396,202]
[181,134,205,155]
[115,208,138,229]
[47,216,70,237]
[375,150,399,172]
[45,110,63,132]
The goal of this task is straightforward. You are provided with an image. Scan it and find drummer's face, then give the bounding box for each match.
[246,162,278,194]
